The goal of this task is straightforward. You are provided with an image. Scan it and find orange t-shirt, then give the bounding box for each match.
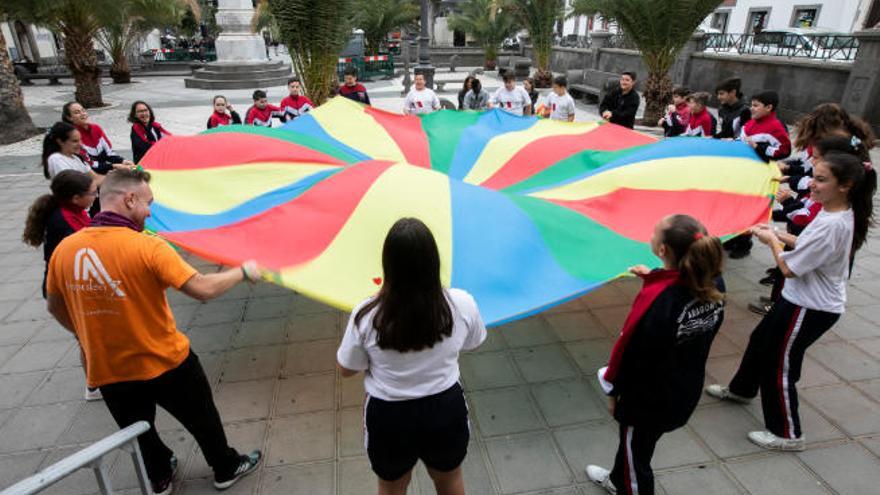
[46,227,197,387]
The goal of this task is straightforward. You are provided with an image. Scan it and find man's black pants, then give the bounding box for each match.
[99,351,240,483]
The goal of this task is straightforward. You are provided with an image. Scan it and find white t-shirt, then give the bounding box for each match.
[490,86,532,116]
[545,92,576,121]
[404,88,440,115]
[47,152,91,178]
[781,208,854,313]
[337,288,487,401]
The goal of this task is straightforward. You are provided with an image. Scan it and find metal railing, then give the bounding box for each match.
[606,33,638,50]
[0,421,152,495]
[151,48,218,63]
[700,33,859,61]
[337,54,395,81]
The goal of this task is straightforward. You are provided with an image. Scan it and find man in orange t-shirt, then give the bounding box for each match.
[46,169,263,494]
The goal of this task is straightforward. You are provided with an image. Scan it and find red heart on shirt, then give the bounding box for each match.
[372,277,382,285]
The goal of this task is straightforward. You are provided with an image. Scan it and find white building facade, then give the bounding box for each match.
[702,0,878,34]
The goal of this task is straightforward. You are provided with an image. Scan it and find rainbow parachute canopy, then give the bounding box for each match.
[143,97,778,325]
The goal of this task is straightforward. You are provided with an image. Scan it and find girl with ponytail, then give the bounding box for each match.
[707,150,876,452]
[23,170,96,297]
[586,215,725,494]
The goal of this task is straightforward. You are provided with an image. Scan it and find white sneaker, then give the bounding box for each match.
[705,384,751,404]
[585,465,617,494]
[747,430,805,451]
[84,387,103,401]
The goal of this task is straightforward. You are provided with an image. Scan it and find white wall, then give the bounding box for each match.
[707,0,863,34]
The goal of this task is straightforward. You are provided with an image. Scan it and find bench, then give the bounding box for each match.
[568,69,619,102]
[434,79,467,92]
[17,72,69,85]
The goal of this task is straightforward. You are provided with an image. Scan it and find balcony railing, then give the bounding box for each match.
[700,33,859,61]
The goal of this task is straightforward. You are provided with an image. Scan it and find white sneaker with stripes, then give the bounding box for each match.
[705,384,752,404]
[585,465,617,494]
[748,430,805,451]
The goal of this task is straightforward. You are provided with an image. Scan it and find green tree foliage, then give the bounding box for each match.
[3,0,118,107]
[355,0,419,56]
[96,0,198,84]
[504,0,564,86]
[448,0,519,69]
[266,0,355,105]
[571,0,722,124]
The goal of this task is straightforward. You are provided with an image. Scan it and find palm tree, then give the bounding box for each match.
[265,0,355,105]
[0,26,40,144]
[504,0,564,87]
[448,0,519,69]
[96,0,199,84]
[355,0,419,56]
[3,0,119,108]
[571,0,722,125]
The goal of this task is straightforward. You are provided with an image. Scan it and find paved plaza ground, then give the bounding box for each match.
[0,72,879,494]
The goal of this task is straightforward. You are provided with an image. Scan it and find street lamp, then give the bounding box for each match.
[414,0,436,89]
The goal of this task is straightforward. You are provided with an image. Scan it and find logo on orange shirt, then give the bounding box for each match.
[74,248,125,297]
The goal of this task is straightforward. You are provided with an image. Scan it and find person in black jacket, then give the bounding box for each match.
[599,71,640,129]
[586,214,726,495]
[129,101,172,163]
[714,78,751,139]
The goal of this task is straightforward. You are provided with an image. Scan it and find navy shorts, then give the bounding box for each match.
[365,382,470,481]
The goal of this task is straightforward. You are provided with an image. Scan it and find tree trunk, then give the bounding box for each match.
[484,45,497,70]
[533,38,553,87]
[0,31,40,145]
[642,69,672,127]
[63,27,104,108]
[110,46,132,84]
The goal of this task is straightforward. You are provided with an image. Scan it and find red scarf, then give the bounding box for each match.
[60,203,91,231]
[132,121,171,143]
[603,269,681,384]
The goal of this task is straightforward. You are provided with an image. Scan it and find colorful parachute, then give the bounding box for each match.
[143,97,778,325]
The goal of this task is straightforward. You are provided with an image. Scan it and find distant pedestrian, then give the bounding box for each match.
[404,74,441,115]
[337,217,486,495]
[129,101,171,163]
[599,71,640,129]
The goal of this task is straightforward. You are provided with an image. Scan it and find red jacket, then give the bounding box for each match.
[279,95,315,121]
[685,108,715,137]
[75,123,123,173]
[740,112,792,162]
[245,104,283,127]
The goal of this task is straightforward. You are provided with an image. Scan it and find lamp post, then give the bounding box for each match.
[414,0,435,89]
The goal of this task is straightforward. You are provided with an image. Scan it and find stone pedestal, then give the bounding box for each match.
[184,0,290,90]
[214,0,267,63]
[842,30,880,134]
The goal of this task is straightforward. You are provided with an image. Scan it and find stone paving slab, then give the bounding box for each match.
[1,85,879,494]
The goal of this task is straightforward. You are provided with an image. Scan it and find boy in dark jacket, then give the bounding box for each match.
[587,215,725,495]
[715,78,751,139]
[599,72,640,129]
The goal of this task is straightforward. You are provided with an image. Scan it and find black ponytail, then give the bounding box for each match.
[41,122,78,179]
[23,170,93,247]
[662,215,725,303]
[823,151,876,252]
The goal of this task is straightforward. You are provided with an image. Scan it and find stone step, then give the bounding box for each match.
[184,75,292,90]
[191,66,292,81]
[199,61,285,74]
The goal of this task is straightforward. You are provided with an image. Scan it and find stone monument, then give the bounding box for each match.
[185,0,291,90]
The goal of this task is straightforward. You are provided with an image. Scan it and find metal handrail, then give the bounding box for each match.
[0,421,152,495]
[700,33,859,61]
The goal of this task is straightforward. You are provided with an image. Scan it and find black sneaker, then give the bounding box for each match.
[748,301,772,316]
[759,296,772,304]
[759,274,776,286]
[214,450,262,490]
[150,455,178,495]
